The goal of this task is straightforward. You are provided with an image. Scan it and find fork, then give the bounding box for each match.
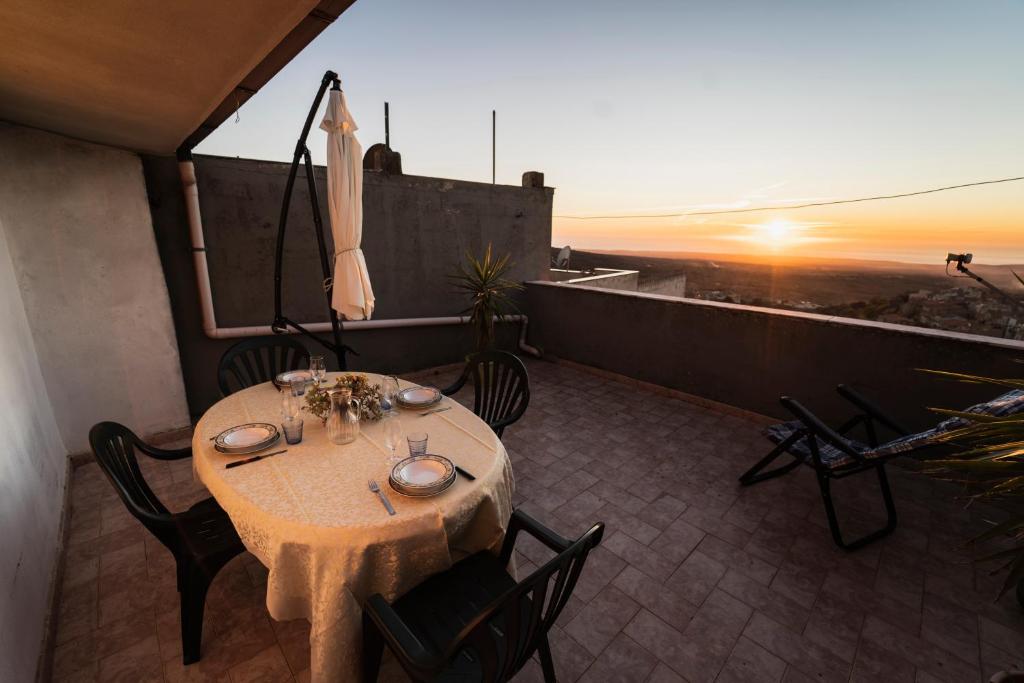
[368,479,396,516]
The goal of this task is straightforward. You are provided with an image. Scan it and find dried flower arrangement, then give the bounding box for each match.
[304,374,385,423]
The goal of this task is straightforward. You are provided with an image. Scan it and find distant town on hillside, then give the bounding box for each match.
[552,248,1024,340]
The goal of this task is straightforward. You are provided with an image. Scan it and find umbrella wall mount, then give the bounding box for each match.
[272,70,355,369]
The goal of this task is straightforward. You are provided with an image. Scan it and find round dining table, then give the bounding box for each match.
[193,373,515,682]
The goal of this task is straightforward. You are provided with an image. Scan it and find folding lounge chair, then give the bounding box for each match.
[739,385,1024,551]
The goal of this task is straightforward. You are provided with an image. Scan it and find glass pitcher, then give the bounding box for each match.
[326,387,361,445]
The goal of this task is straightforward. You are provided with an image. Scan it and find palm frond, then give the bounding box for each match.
[448,243,523,351]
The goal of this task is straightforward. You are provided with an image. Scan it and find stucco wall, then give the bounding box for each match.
[0,216,67,683]
[526,281,1024,431]
[143,154,553,418]
[0,124,190,452]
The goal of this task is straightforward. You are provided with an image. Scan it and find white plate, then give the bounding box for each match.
[399,459,448,485]
[397,386,442,408]
[274,370,312,389]
[214,423,279,454]
[389,454,455,496]
[389,476,456,497]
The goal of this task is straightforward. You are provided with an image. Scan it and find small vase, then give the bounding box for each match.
[326,387,361,445]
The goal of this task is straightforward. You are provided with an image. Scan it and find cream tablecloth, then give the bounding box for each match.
[193,373,515,682]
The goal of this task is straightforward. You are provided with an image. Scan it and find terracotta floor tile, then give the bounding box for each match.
[226,644,291,683]
[743,612,850,683]
[565,585,641,657]
[53,634,99,681]
[665,550,726,607]
[644,662,685,683]
[860,615,979,683]
[578,632,658,682]
[696,535,777,586]
[97,633,162,683]
[46,361,1024,683]
[716,636,787,683]
[849,638,916,683]
[718,569,810,632]
[612,565,698,629]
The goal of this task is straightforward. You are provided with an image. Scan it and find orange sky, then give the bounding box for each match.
[553,182,1024,265]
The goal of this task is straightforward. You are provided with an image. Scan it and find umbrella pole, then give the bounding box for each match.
[272,70,351,370]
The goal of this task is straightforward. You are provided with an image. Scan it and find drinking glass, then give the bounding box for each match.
[282,416,304,444]
[281,390,300,420]
[309,355,327,385]
[382,413,404,465]
[407,431,428,456]
[289,376,308,397]
[378,375,401,412]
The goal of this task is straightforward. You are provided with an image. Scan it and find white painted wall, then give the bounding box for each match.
[0,124,189,452]
[0,214,67,683]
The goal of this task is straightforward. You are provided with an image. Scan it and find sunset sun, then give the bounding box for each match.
[757,219,796,249]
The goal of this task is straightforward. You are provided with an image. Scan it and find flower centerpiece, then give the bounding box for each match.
[304,374,385,423]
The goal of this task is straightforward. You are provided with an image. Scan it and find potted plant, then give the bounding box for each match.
[450,243,523,351]
[921,370,1024,607]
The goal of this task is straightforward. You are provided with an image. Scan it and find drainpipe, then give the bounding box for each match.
[176,158,541,356]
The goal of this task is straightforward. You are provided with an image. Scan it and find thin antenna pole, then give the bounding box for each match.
[491,109,496,184]
[384,102,390,149]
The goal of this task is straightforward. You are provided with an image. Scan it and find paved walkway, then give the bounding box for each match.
[51,360,1024,681]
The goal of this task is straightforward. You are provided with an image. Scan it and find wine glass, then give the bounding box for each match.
[309,355,326,385]
[382,413,404,465]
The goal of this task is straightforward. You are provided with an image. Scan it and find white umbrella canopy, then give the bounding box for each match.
[320,87,375,320]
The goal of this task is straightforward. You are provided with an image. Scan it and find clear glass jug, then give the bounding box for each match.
[326,387,361,445]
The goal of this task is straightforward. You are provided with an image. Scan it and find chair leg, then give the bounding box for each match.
[537,632,556,683]
[180,564,212,665]
[739,432,804,486]
[818,464,898,551]
[362,616,384,683]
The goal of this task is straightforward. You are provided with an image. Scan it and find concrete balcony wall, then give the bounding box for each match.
[0,201,67,683]
[525,281,1024,431]
[143,154,553,417]
[0,125,190,452]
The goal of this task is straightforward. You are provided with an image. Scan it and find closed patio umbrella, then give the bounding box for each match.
[320,86,374,320]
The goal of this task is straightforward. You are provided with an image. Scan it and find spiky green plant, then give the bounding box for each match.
[450,244,523,351]
[918,369,1024,599]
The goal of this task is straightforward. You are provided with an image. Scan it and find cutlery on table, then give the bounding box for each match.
[225,449,287,469]
[368,480,396,516]
[454,465,476,481]
[419,406,452,417]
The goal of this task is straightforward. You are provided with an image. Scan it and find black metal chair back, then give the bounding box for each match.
[456,522,603,680]
[444,350,530,437]
[217,336,310,396]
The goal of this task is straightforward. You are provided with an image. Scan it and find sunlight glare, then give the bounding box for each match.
[758,219,796,249]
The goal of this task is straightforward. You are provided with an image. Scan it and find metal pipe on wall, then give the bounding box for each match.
[176,159,541,356]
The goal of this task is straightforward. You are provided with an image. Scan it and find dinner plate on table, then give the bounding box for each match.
[273,369,313,390]
[396,386,442,409]
[214,423,280,454]
[389,454,456,497]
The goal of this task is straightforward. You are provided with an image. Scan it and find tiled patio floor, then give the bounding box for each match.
[51,359,1024,682]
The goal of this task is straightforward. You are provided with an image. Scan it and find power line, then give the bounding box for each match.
[554,175,1024,220]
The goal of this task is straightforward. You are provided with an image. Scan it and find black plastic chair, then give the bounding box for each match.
[88,422,245,664]
[217,336,310,396]
[442,350,530,437]
[362,510,604,682]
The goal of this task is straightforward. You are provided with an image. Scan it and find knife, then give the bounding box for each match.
[419,406,452,417]
[455,465,476,481]
[225,449,287,469]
